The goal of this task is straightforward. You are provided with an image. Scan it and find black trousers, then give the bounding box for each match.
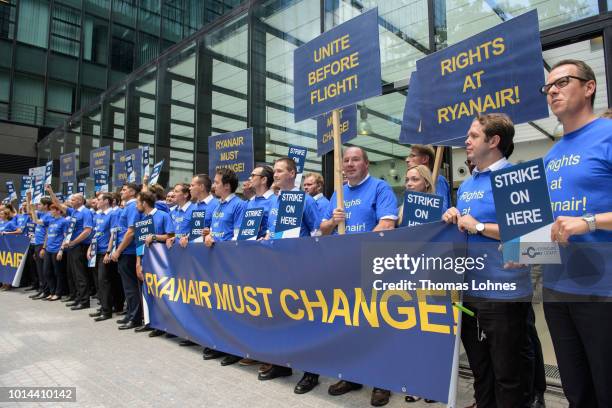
[34,245,48,295]
[117,254,141,324]
[24,245,38,288]
[69,244,91,305]
[544,290,612,407]
[461,301,530,408]
[521,304,546,403]
[45,252,67,296]
[97,254,124,315]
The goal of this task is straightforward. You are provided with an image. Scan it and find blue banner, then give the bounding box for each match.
[142,145,150,167]
[77,182,86,195]
[273,191,305,239]
[288,145,308,188]
[407,10,548,145]
[60,152,77,183]
[142,223,466,402]
[44,161,53,186]
[135,216,155,256]
[94,169,109,193]
[66,182,74,196]
[208,129,254,182]
[150,160,164,185]
[237,207,264,241]
[401,191,444,227]
[32,177,44,204]
[293,8,381,122]
[63,217,77,245]
[0,235,30,285]
[6,181,16,201]
[125,155,135,183]
[114,148,142,188]
[317,105,357,156]
[189,210,206,242]
[89,146,111,179]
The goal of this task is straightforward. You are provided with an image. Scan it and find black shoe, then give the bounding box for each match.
[32,292,47,300]
[532,394,546,408]
[61,297,76,303]
[371,388,391,407]
[65,302,78,307]
[29,291,43,298]
[115,310,127,315]
[294,373,319,394]
[118,321,141,330]
[164,333,176,338]
[94,314,112,322]
[134,325,152,333]
[220,354,241,366]
[178,339,196,347]
[258,365,293,381]
[70,304,89,311]
[328,380,363,396]
[202,348,225,360]
[89,311,102,318]
[25,286,38,292]
[149,329,165,337]
[116,318,130,324]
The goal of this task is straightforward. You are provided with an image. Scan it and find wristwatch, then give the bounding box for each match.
[475,223,485,234]
[152,235,157,242]
[582,214,597,232]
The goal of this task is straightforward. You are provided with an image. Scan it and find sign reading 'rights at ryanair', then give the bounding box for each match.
[293,8,381,122]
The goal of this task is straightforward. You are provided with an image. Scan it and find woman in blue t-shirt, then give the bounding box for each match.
[41,204,70,301]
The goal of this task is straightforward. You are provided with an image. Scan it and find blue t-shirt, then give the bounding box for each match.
[45,216,70,253]
[267,190,320,237]
[0,219,17,233]
[456,160,531,299]
[324,175,398,234]
[155,200,170,213]
[34,212,53,245]
[93,210,116,254]
[66,206,94,245]
[314,194,330,220]
[116,200,139,255]
[149,208,175,235]
[210,195,246,242]
[15,214,30,230]
[436,175,451,213]
[195,196,219,229]
[244,191,275,239]
[170,202,195,236]
[543,118,612,296]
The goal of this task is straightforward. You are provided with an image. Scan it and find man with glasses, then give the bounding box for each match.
[539,59,612,407]
[405,145,451,212]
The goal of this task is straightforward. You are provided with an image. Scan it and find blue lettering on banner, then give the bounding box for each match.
[142,223,465,403]
[317,105,357,156]
[60,152,77,183]
[402,191,443,227]
[238,207,264,241]
[491,158,553,242]
[273,191,305,239]
[405,10,548,144]
[114,149,142,188]
[208,129,254,182]
[89,146,111,179]
[293,8,381,122]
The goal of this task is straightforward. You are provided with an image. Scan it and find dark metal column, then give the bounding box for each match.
[194,39,213,175]
[604,25,612,107]
[247,8,266,165]
[124,83,140,150]
[154,60,172,187]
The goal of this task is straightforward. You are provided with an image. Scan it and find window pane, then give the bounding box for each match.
[0,0,17,40]
[83,15,108,65]
[17,0,49,48]
[50,3,81,57]
[111,24,134,73]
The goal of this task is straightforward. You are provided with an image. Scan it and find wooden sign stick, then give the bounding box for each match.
[331,109,346,235]
[431,145,445,194]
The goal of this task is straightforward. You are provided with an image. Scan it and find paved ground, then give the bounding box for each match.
[1,289,568,408]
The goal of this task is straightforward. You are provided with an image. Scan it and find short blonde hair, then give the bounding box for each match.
[304,172,324,189]
[406,165,435,194]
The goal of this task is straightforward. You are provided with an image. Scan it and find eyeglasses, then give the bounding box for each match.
[540,75,590,95]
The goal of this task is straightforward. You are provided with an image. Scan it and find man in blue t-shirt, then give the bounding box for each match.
[318,146,396,406]
[166,183,194,249]
[540,59,612,407]
[244,165,275,239]
[181,174,218,247]
[442,113,530,408]
[110,183,143,330]
[406,144,451,212]
[303,172,330,222]
[47,186,94,310]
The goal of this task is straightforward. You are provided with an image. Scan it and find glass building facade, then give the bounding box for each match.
[0,0,242,127]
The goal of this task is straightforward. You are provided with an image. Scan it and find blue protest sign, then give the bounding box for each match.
[401,191,444,227]
[188,210,206,242]
[56,193,64,203]
[77,182,86,195]
[410,10,548,144]
[25,222,35,238]
[208,129,254,182]
[237,207,264,241]
[88,238,97,267]
[32,177,44,204]
[66,182,74,196]
[150,160,164,185]
[6,181,16,201]
[293,8,381,122]
[142,145,150,167]
[44,161,53,186]
[142,223,466,402]
[125,155,135,183]
[273,191,305,239]
[60,152,77,183]
[94,169,109,193]
[135,216,155,256]
[317,105,357,156]
[0,235,30,286]
[288,145,308,188]
[89,146,110,178]
[63,217,77,245]
[114,148,142,188]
